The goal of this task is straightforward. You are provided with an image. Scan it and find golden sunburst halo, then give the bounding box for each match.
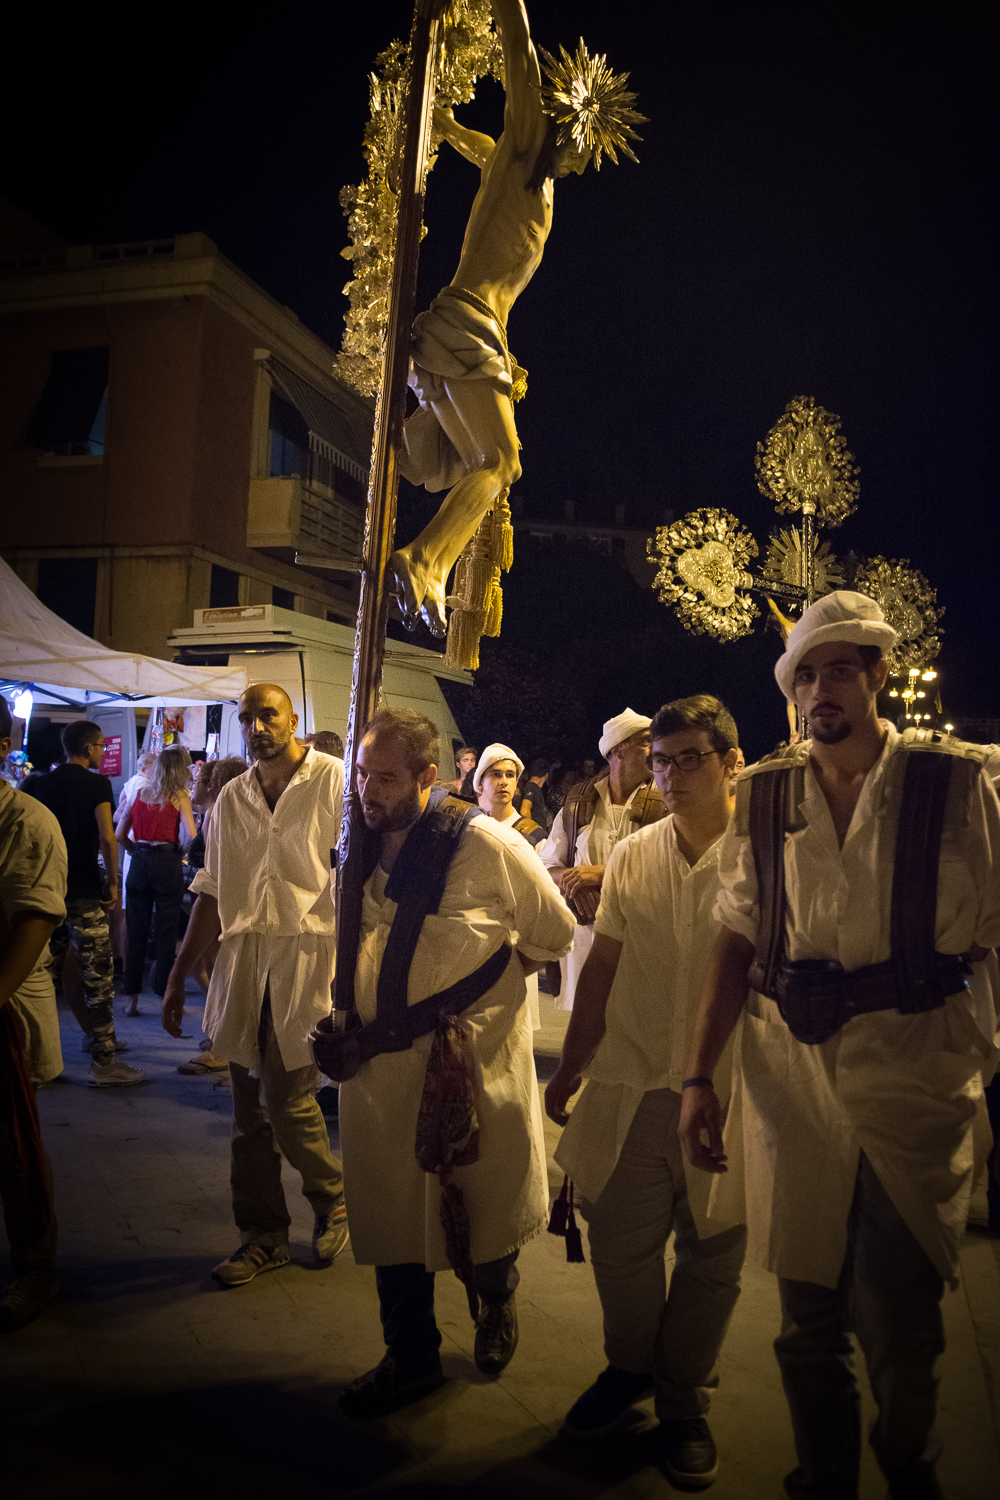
[755,396,860,528]
[648,508,759,641]
[539,38,647,168]
[764,527,844,598]
[854,557,943,673]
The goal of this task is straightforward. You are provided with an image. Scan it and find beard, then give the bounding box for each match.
[248,728,292,761]
[808,709,852,744]
[361,788,423,832]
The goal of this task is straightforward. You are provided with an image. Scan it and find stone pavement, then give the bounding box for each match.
[1,986,998,1500]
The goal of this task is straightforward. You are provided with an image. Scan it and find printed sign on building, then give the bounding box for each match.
[100,736,123,778]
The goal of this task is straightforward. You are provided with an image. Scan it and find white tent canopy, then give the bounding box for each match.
[0,557,247,704]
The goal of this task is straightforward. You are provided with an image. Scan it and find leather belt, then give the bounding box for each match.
[759,951,973,1046]
[313,943,512,1083]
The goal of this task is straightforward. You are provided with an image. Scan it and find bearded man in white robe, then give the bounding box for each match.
[680,591,1000,1500]
[333,709,574,1420]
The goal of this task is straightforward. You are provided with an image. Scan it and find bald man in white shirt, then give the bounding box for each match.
[163,684,348,1287]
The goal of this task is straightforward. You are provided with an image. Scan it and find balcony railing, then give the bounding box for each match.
[248,473,363,558]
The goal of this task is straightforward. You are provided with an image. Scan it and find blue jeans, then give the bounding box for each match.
[375,1253,520,1366]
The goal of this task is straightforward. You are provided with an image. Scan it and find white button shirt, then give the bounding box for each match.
[716,725,1000,1287]
[554,815,741,1234]
[192,748,343,1071]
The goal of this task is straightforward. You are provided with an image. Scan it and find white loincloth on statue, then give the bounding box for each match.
[401,286,527,494]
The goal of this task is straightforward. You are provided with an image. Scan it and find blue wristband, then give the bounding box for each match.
[682,1076,714,1090]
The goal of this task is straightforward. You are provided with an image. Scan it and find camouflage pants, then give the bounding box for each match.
[49,900,117,1061]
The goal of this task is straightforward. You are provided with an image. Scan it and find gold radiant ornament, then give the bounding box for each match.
[649,508,759,641]
[764,527,844,596]
[853,556,942,673]
[756,395,860,527]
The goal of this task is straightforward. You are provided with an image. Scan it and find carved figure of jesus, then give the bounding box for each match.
[391,0,591,636]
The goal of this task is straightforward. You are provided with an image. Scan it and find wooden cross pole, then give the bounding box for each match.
[333,0,444,1020]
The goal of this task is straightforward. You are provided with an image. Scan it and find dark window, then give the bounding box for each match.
[26,348,109,455]
[268,392,309,478]
[272,586,295,610]
[37,557,98,636]
[210,565,240,607]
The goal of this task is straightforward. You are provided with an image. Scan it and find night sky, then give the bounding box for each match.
[6,1,995,757]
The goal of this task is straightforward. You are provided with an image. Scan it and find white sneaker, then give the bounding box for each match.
[313,1202,349,1264]
[88,1057,146,1087]
[212,1243,290,1286]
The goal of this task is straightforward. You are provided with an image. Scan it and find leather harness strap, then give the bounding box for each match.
[376,799,480,1032]
[562,776,601,868]
[748,766,789,1000]
[890,750,955,1011]
[747,748,969,1038]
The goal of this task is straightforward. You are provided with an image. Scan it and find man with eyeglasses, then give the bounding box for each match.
[544,695,747,1490]
[679,591,1000,1500]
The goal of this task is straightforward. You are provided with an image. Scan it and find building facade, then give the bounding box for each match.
[0,206,371,661]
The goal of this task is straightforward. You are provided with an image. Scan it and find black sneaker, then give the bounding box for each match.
[474,1295,518,1377]
[562,1366,655,1438]
[660,1418,718,1490]
[0,1267,60,1333]
[339,1354,444,1419]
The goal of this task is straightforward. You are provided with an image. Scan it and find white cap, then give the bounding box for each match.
[774,590,897,701]
[598,708,652,760]
[472,743,525,795]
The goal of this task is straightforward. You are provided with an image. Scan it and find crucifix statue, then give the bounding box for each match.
[390,0,645,659]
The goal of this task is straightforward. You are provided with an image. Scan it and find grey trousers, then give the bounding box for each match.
[579,1088,747,1421]
[228,995,344,1247]
[775,1152,944,1499]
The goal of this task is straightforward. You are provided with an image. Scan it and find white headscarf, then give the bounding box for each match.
[472,743,525,795]
[598,708,652,760]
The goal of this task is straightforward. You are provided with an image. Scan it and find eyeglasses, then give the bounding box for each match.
[648,749,720,773]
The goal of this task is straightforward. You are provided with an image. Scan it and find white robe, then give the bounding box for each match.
[339,815,575,1269]
[716,727,1000,1288]
[555,815,743,1237]
[479,804,543,1028]
[540,777,649,1010]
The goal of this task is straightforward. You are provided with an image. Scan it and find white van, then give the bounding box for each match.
[164,604,470,760]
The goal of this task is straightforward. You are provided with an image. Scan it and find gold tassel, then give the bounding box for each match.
[490,492,514,573]
[484,574,502,637]
[450,549,472,608]
[444,607,486,671]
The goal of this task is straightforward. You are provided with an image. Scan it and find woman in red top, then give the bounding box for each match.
[117,747,196,1015]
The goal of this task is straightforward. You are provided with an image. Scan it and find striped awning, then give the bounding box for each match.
[266,356,370,479]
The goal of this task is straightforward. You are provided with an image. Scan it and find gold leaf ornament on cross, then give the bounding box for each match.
[677,540,741,606]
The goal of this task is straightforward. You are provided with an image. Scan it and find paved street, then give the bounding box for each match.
[2,987,998,1500]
